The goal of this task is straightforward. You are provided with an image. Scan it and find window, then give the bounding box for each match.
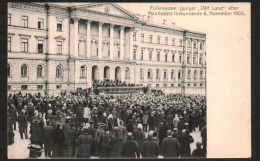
[7,64,10,77]
[178,70,181,80]
[125,68,130,79]
[80,66,86,78]
[57,20,62,31]
[140,68,144,79]
[38,40,43,53]
[194,70,197,80]
[171,70,174,80]
[200,83,203,87]
[22,16,28,27]
[133,49,136,60]
[8,85,11,90]
[193,54,197,64]
[8,37,11,51]
[200,42,203,50]
[157,52,160,61]
[194,83,197,87]
[156,84,159,88]
[194,41,197,49]
[187,84,190,87]
[149,51,152,61]
[179,39,183,46]
[133,32,136,41]
[200,71,203,80]
[172,54,175,62]
[21,64,27,77]
[8,13,11,26]
[179,54,182,63]
[164,69,167,80]
[199,54,203,64]
[165,37,168,45]
[140,50,144,60]
[163,83,167,87]
[37,65,43,77]
[165,54,167,62]
[37,85,43,90]
[188,40,191,48]
[148,69,152,79]
[187,70,191,79]
[56,65,63,78]
[57,41,62,54]
[149,35,153,43]
[38,18,44,29]
[178,84,181,87]
[171,84,174,87]
[21,85,28,90]
[187,54,190,64]
[21,38,28,52]
[157,36,160,44]
[141,34,144,42]
[56,85,61,89]
[156,69,160,79]
[172,38,175,46]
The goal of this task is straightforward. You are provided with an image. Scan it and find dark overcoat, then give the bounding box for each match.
[141,138,160,159]
[17,113,27,133]
[161,136,181,158]
[121,139,138,158]
[77,134,93,158]
[178,133,194,157]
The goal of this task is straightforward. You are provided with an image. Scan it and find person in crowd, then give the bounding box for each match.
[121,132,138,159]
[201,125,207,152]
[133,124,145,158]
[17,109,28,139]
[8,104,17,131]
[109,128,123,158]
[42,119,55,157]
[161,130,181,158]
[53,123,65,158]
[8,114,15,145]
[192,142,206,157]
[8,91,206,159]
[76,128,93,158]
[141,131,160,159]
[178,129,194,158]
[98,130,111,158]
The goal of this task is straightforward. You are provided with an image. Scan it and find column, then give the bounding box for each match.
[86,20,91,58]
[184,37,188,65]
[129,27,134,60]
[109,24,114,60]
[191,39,193,66]
[120,26,125,60]
[197,40,200,66]
[74,18,79,57]
[98,22,103,59]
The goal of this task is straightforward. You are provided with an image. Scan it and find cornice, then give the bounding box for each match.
[8,2,46,13]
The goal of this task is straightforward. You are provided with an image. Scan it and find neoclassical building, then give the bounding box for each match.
[7,2,206,95]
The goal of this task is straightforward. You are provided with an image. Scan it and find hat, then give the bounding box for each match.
[167,130,172,136]
[99,123,105,127]
[184,122,189,125]
[137,124,143,130]
[148,131,154,138]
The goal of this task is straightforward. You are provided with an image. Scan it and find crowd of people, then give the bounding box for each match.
[7,90,206,159]
[92,79,138,88]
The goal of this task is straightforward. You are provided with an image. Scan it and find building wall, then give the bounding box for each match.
[7,2,206,95]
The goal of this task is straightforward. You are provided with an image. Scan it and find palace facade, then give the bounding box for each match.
[7,2,206,95]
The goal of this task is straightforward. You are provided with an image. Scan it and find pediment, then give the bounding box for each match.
[74,3,138,20]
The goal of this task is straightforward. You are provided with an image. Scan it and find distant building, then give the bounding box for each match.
[7,2,206,95]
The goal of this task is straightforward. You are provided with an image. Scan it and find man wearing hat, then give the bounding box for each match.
[133,124,145,158]
[141,131,160,159]
[76,128,93,158]
[161,130,181,158]
[192,142,206,157]
[17,109,28,139]
[121,132,138,159]
[42,119,55,157]
[178,129,194,157]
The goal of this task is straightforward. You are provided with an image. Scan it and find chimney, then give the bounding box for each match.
[163,19,167,25]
